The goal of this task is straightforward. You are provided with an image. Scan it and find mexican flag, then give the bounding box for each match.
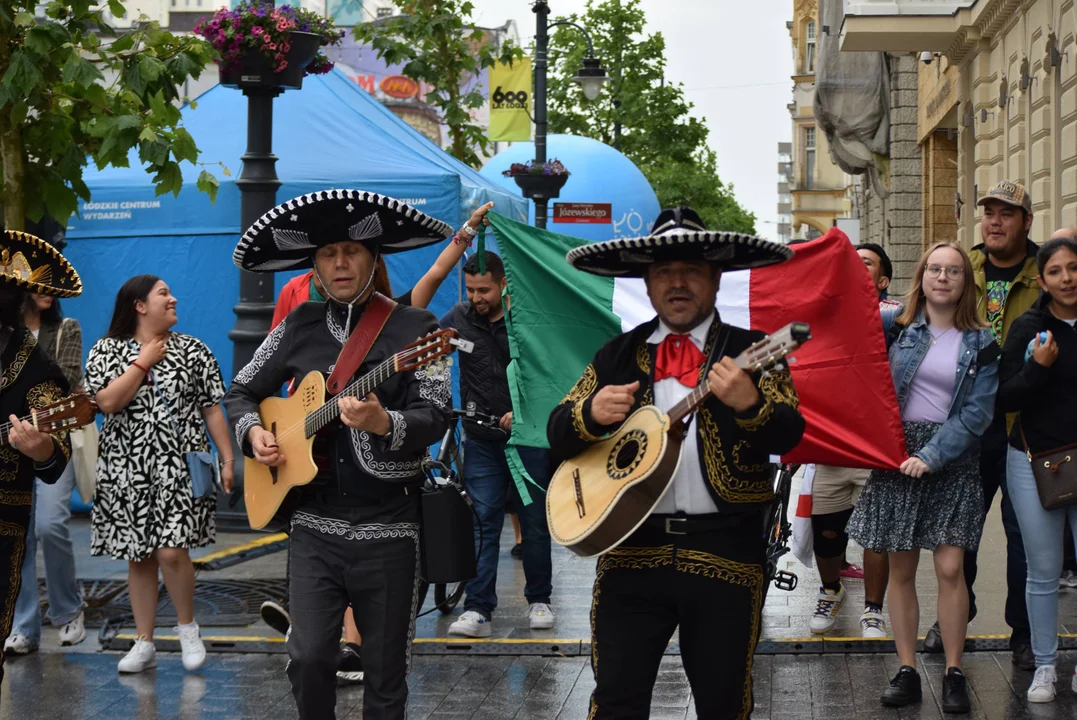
[486,212,907,477]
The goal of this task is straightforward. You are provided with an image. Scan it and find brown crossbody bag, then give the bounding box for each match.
[1019,419,1077,510]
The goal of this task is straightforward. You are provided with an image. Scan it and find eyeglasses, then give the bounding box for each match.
[924,264,964,279]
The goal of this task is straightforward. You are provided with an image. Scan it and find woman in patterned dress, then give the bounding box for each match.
[847,243,998,714]
[85,275,234,674]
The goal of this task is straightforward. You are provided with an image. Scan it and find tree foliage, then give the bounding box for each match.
[0,0,215,231]
[353,0,521,168]
[546,0,755,233]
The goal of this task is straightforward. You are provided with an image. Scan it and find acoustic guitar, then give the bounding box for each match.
[244,328,468,530]
[546,323,812,557]
[1,393,97,449]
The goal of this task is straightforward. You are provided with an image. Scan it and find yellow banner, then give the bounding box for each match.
[489,57,532,142]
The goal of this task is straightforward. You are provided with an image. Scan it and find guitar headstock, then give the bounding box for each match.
[398,328,460,373]
[35,393,97,434]
[737,322,812,374]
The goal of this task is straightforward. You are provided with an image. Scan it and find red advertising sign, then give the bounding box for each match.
[553,202,612,224]
[380,75,419,99]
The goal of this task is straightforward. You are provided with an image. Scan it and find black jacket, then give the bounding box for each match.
[998,292,1077,454]
[440,302,512,441]
[547,316,805,515]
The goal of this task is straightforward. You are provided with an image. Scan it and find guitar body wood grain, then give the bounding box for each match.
[244,371,325,530]
[546,405,683,558]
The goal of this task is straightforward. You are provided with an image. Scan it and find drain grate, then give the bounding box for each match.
[39,578,287,628]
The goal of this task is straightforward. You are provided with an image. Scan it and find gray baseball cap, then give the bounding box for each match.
[977,180,1032,213]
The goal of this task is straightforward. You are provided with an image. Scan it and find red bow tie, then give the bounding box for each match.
[654,334,705,387]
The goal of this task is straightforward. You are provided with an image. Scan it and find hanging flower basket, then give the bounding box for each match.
[195,3,344,91]
[503,159,570,201]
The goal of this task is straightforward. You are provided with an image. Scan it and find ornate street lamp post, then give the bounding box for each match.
[523,1,609,229]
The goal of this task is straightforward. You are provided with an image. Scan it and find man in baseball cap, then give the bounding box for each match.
[977,179,1033,214]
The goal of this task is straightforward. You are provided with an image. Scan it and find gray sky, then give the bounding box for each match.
[467,0,794,240]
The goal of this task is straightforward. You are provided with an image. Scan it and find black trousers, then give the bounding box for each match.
[964,420,1030,647]
[0,504,31,708]
[589,514,766,720]
[286,496,421,720]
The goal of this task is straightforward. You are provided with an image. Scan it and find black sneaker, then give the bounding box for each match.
[881,665,922,707]
[1011,643,1035,671]
[337,642,364,684]
[941,667,970,713]
[923,621,944,653]
[260,600,291,637]
[510,543,523,559]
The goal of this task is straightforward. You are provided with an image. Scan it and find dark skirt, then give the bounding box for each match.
[847,421,985,552]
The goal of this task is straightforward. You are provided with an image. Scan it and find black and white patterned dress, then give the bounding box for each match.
[85,333,226,561]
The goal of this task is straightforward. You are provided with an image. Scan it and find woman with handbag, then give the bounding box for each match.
[85,275,233,674]
[847,243,998,714]
[5,295,88,655]
[997,235,1077,702]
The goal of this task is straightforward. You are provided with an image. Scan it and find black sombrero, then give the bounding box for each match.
[233,189,455,272]
[0,231,82,298]
[566,207,792,278]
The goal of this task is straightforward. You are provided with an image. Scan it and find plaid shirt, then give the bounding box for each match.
[37,318,83,390]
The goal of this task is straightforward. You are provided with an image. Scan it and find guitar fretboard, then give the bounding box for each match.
[304,354,400,438]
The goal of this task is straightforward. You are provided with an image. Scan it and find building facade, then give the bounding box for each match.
[788,0,857,241]
[843,0,1077,250]
[777,141,794,244]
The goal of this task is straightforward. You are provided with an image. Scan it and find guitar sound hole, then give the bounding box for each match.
[614,440,640,471]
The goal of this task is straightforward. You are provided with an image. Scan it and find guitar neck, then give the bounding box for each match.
[304,354,400,438]
[666,355,756,426]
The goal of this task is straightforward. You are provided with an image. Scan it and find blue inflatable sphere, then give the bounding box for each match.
[480,134,660,242]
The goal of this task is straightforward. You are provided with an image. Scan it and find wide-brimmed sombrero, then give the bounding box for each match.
[0,231,82,298]
[566,207,792,278]
[233,189,455,272]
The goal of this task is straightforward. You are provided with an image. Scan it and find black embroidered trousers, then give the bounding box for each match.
[588,514,767,720]
[286,496,421,720]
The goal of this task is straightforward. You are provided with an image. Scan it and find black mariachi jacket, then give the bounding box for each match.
[547,316,805,514]
[223,298,451,503]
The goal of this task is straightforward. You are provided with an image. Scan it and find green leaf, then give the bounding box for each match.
[42,180,78,224]
[108,0,126,18]
[14,11,34,26]
[138,56,166,83]
[62,55,105,88]
[152,162,184,198]
[196,170,219,203]
[171,127,198,164]
[114,114,141,131]
[10,100,28,127]
[110,34,135,53]
[3,51,44,95]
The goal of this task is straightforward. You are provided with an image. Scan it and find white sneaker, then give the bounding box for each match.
[1060,569,1077,588]
[528,603,555,630]
[448,610,492,638]
[3,633,37,655]
[809,584,845,635]
[117,637,157,673]
[176,623,206,671]
[859,606,888,638]
[1027,665,1057,703]
[58,610,86,646]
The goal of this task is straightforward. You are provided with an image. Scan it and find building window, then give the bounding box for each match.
[806,21,816,73]
[804,126,816,190]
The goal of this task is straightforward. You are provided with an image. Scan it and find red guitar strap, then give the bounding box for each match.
[326,293,396,395]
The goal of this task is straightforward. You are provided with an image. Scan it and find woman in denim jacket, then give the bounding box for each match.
[848,243,998,714]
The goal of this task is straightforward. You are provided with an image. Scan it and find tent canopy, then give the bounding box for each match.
[63,68,527,380]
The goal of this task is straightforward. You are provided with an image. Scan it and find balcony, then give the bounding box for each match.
[841,0,989,57]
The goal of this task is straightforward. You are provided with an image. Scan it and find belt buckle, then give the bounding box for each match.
[664,517,688,535]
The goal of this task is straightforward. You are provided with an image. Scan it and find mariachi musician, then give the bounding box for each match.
[547,208,805,719]
[222,190,454,720]
[0,231,81,689]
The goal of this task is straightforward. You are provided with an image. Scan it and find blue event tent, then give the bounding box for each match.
[62,67,528,380]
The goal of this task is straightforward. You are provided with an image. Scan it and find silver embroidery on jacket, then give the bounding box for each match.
[386,410,407,452]
[415,366,451,409]
[351,429,422,479]
[234,319,286,385]
[234,412,262,447]
[326,305,348,345]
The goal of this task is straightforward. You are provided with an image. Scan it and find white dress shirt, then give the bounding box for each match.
[650,312,720,515]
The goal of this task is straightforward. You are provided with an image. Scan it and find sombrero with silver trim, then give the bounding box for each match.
[566,207,792,277]
[233,189,455,272]
[0,230,82,298]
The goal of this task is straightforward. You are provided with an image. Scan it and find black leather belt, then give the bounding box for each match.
[645,513,735,535]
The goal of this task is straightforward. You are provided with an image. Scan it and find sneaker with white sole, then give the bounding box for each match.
[1060,569,1077,589]
[260,600,291,636]
[1028,665,1057,703]
[176,623,206,671]
[448,610,492,638]
[58,610,86,646]
[809,584,845,635]
[336,642,364,684]
[3,633,37,655]
[117,637,157,673]
[528,603,555,630]
[860,606,888,638]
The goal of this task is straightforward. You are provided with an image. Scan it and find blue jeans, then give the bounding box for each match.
[1006,445,1077,667]
[461,438,552,618]
[12,465,84,641]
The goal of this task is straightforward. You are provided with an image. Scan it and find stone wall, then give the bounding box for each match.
[922,130,959,247]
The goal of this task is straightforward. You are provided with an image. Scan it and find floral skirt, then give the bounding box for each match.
[847,421,985,552]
